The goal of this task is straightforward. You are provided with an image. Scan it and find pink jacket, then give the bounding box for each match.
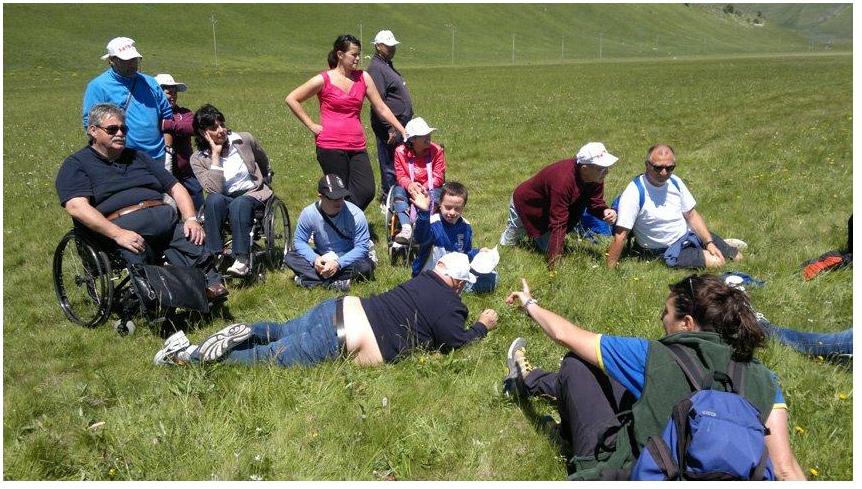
[394,142,446,190]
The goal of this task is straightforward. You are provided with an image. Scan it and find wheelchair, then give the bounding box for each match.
[53,228,160,333]
[199,169,291,282]
[383,186,420,266]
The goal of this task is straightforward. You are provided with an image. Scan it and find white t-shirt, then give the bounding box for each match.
[615,175,696,249]
[220,133,256,196]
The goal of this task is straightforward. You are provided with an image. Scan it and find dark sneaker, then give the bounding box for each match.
[197,323,251,363]
[503,337,532,398]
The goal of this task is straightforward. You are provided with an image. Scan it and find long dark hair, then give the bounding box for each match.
[192,104,227,152]
[668,274,765,362]
[327,34,361,69]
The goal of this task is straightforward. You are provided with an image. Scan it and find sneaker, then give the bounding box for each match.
[226,257,250,277]
[503,337,532,397]
[499,226,524,246]
[368,240,378,265]
[154,331,190,365]
[802,252,845,281]
[197,323,252,363]
[328,279,351,292]
[394,224,413,245]
[724,238,748,251]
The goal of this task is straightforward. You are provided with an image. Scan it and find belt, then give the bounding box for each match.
[334,297,346,354]
[105,200,166,221]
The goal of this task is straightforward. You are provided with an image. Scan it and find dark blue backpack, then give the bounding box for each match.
[630,344,776,481]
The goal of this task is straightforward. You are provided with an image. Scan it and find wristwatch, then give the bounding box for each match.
[524,298,539,309]
[184,216,199,223]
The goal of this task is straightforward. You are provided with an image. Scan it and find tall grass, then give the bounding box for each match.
[2,5,853,481]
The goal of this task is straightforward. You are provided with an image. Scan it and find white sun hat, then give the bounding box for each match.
[437,252,476,284]
[576,142,619,168]
[372,30,400,46]
[405,117,437,140]
[154,73,188,92]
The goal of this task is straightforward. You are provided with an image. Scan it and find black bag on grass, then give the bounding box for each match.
[129,264,210,314]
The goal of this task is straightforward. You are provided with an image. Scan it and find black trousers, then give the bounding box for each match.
[283,249,375,288]
[315,147,375,211]
[524,353,633,457]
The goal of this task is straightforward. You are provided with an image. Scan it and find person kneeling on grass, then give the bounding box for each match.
[410,181,498,293]
[501,274,805,480]
[283,174,376,292]
[155,252,498,367]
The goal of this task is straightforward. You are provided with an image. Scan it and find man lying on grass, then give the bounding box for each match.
[155,252,498,367]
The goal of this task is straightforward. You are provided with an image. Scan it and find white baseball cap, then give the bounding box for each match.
[576,142,618,168]
[373,30,400,46]
[405,117,437,140]
[437,252,476,284]
[155,73,188,92]
[101,37,142,60]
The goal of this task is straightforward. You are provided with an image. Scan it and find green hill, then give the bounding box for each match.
[3,3,847,76]
[742,3,852,43]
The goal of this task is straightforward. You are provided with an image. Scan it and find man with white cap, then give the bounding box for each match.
[155,252,498,368]
[83,37,173,163]
[500,142,618,268]
[367,29,414,210]
[155,73,203,210]
[607,143,743,269]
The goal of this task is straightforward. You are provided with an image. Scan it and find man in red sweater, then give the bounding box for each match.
[500,142,618,268]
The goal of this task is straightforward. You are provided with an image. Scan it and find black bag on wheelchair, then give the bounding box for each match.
[129,264,210,314]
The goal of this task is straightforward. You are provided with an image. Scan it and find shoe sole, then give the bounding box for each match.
[154,331,190,365]
[803,256,844,280]
[503,338,527,396]
[226,268,251,277]
[197,323,252,363]
[393,235,411,245]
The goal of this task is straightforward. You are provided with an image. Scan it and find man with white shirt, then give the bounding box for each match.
[607,144,742,269]
[283,174,376,291]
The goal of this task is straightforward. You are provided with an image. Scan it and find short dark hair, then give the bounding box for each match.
[668,274,766,362]
[440,181,468,205]
[327,34,361,69]
[193,104,227,152]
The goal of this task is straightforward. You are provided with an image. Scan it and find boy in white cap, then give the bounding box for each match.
[83,37,173,163]
[390,117,446,243]
[500,142,618,268]
[155,252,498,368]
[367,29,414,209]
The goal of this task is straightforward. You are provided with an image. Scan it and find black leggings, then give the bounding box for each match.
[315,147,375,211]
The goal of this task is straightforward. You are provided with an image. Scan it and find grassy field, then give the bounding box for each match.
[3,4,853,482]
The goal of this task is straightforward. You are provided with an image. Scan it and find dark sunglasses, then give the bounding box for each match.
[646,160,676,173]
[97,124,128,135]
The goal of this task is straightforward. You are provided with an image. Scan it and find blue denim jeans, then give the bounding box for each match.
[759,318,853,357]
[203,193,262,257]
[222,299,342,367]
[464,271,499,294]
[375,131,398,199]
[392,186,442,226]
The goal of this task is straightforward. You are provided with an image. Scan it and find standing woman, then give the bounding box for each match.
[285,34,407,211]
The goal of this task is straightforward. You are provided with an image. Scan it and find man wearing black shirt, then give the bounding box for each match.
[155,252,497,366]
[56,103,226,300]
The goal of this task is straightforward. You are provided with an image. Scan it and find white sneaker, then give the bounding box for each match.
[724,238,748,251]
[368,241,378,264]
[226,257,250,277]
[394,224,413,245]
[197,323,252,363]
[500,226,524,246]
[154,331,190,365]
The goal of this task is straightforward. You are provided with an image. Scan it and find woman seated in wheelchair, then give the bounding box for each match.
[390,117,446,244]
[190,104,273,277]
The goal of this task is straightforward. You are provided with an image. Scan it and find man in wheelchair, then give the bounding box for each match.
[56,103,227,301]
[284,174,375,292]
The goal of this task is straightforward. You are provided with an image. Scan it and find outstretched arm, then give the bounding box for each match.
[764,408,806,480]
[507,278,599,365]
[607,226,630,268]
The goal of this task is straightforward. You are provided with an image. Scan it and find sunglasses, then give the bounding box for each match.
[97,124,128,135]
[646,160,676,173]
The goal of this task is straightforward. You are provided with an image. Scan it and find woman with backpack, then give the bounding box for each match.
[502,274,805,480]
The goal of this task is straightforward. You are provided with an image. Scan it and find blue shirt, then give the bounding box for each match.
[597,335,786,408]
[82,68,173,159]
[56,146,177,215]
[412,209,478,277]
[293,200,371,269]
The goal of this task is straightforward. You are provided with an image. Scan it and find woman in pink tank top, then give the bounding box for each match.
[286,34,407,210]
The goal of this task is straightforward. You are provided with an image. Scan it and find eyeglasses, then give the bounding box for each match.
[646,160,676,174]
[97,124,128,135]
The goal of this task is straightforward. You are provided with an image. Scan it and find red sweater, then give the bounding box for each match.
[513,159,608,264]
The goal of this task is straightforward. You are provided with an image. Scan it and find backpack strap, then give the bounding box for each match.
[665,343,706,390]
[632,174,646,211]
[726,359,746,396]
[644,436,680,480]
[315,202,351,240]
[668,175,682,192]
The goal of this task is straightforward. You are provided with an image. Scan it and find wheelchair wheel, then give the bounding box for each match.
[384,187,397,241]
[264,196,291,269]
[53,230,114,328]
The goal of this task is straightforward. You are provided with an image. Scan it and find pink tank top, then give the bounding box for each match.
[316,70,367,151]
